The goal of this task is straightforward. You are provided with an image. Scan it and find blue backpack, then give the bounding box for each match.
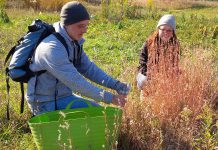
[4,19,69,119]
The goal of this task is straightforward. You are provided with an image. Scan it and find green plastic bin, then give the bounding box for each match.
[28,101,122,150]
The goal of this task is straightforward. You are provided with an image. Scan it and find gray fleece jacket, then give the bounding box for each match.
[26,22,120,104]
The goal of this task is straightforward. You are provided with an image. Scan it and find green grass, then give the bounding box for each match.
[0,4,218,149]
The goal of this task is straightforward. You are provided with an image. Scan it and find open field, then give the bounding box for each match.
[0,0,218,149]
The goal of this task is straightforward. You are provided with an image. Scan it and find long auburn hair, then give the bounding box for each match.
[146,30,180,79]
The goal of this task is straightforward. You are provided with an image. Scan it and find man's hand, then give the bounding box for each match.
[115,81,131,95]
[112,95,127,107]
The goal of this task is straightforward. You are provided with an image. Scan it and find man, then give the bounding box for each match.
[26,1,130,115]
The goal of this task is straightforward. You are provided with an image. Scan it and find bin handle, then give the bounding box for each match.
[65,100,93,110]
[59,111,89,121]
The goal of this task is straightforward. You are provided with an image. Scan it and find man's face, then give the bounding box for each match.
[65,20,89,41]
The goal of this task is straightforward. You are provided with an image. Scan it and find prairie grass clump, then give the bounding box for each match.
[117,66,163,149]
[143,47,218,148]
[120,47,218,149]
[143,47,217,122]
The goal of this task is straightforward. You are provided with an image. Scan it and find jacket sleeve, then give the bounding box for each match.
[36,40,114,103]
[76,50,119,90]
[138,42,148,76]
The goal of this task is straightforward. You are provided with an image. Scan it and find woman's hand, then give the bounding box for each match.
[136,72,148,90]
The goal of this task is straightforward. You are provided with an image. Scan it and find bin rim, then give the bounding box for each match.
[28,106,122,124]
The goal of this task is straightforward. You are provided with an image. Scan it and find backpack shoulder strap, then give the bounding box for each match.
[20,82,25,114]
[4,46,16,66]
[52,33,70,57]
[51,32,71,111]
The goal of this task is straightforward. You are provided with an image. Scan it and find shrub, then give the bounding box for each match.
[0,0,9,23]
[39,0,71,11]
[101,0,145,21]
[0,9,9,23]
[21,0,71,11]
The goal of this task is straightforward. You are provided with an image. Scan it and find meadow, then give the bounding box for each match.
[0,0,218,149]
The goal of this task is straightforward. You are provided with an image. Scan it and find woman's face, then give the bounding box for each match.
[158,25,174,42]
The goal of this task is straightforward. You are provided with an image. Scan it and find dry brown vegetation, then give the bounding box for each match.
[147,0,218,9]
[119,47,218,149]
[1,0,217,149]
[144,47,217,120]
[5,0,218,11]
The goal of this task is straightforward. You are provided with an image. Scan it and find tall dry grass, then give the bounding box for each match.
[143,47,217,121]
[6,0,218,11]
[15,0,90,11]
[119,47,218,149]
[153,0,218,9]
[133,0,218,9]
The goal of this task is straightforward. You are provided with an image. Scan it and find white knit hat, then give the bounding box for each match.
[157,14,176,31]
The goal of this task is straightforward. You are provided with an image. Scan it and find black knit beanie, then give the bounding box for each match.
[60,1,90,25]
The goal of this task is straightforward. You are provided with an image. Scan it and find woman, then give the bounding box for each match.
[137,14,180,89]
